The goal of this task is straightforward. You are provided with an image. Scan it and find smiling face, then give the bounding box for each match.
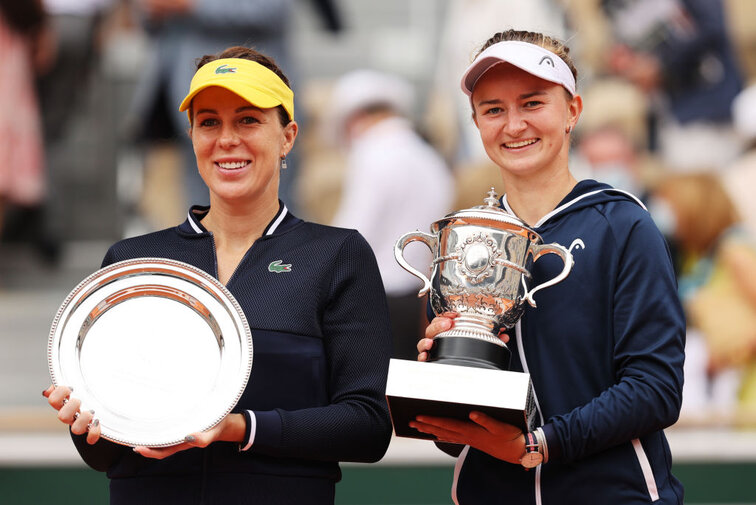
[190,86,297,206]
[471,63,581,182]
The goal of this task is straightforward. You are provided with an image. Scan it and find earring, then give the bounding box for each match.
[566,125,573,134]
[280,156,288,170]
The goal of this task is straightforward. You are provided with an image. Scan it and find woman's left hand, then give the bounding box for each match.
[410,411,526,464]
[133,413,246,459]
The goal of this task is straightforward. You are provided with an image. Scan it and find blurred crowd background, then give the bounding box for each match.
[2,0,756,435]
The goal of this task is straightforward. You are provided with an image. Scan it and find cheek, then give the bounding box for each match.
[477,121,499,144]
[191,134,212,159]
[191,137,201,158]
[542,119,567,146]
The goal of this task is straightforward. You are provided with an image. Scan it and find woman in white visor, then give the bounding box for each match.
[411,29,685,505]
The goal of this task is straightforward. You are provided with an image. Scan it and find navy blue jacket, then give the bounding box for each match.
[453,180,685,504]
[71,204,393,505]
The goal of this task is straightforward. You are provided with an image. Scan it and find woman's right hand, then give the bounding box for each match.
[417,314,457,362]
[43,385,101,445]
[417,313,511,362]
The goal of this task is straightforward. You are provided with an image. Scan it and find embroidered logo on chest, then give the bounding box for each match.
[268,260,292,273]
[568,238,585,254]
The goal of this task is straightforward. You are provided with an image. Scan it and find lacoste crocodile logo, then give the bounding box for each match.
[215,64,237,74]
[268,260,292,273]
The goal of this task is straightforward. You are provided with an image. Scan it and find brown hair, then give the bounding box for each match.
[474,30,578,83]
[654,173,740,254]
[191,46,292,126]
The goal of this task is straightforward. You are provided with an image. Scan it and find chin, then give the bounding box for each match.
[209,187,252,202]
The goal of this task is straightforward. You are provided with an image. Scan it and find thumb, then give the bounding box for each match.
[183,432,211,448]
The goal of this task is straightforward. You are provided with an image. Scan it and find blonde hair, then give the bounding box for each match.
[655,173,740,254]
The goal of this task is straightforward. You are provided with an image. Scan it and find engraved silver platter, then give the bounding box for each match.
[47,258,253,448]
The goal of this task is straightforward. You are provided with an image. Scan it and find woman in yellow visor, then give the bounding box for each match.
[44,46,393,504]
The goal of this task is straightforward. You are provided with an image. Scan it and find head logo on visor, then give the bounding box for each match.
[539,56,555,67]
[461,41,576,97]
[180,58,294,122]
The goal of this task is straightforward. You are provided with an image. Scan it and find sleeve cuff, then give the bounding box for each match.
[533,427,548,463]
[541,423,561,462]
[239,410,256,451]
[247,410,282,452]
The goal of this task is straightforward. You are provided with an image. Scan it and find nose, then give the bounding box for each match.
[218,124,240,149]
[503,110,527,137]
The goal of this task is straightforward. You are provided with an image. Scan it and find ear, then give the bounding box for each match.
[567,94,583,132]
[282,121,298,154]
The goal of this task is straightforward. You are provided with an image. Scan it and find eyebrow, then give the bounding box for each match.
[475,91,548,108]
[195,105,264,115]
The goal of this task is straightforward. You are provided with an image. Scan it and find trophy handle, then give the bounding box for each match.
[523,243,574,308]
[394,230,437,297]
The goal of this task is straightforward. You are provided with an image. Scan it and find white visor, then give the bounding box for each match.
[461,40,576,97]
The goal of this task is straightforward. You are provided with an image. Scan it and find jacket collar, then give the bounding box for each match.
[500,179,646,229]
[178,201,301,237]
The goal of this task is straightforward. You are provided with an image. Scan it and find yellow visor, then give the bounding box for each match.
[179,58,294,121]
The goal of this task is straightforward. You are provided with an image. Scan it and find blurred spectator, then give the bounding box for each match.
[602,0,744,171]
[577,78,683,272]
[723,0,756,83]
[16,0,115,261]
[575,78,659,198]
[652,173,756,425]
[326,69,454,360]
[723,83,756,239]
[0,0,47,249]
[37,0,113,144]
[579,126,645,195]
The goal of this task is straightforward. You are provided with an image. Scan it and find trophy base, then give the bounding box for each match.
[385,359,536,440]
[429,336,511,370]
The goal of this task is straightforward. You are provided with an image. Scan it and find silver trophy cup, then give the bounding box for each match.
[394,188,574,370]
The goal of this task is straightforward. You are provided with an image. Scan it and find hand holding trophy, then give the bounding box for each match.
[386,188,573,438]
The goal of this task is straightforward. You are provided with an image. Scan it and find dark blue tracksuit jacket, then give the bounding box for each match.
[70,203,393,505]
[452,180,685,504]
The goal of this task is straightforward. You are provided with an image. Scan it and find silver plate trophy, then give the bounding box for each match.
[386,189,573,439]
[48,258,253,447]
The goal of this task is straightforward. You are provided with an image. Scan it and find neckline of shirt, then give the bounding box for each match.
[186,202,289,236]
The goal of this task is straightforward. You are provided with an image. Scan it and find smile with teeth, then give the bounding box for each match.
[504,138,538,149]
[216,160,250,170]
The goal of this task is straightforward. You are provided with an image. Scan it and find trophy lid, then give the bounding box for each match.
[432,188,541,241]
